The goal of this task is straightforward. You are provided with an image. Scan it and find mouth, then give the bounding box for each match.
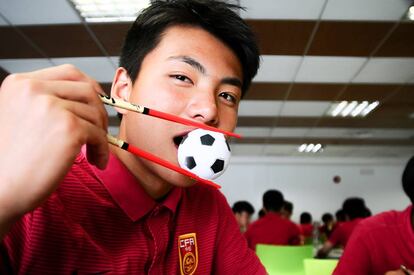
[173,130,192,149]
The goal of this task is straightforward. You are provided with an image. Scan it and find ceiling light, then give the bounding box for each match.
[298,143,324,153]
[360,101,379,117]
[407,6,414,21]
[305,143,314,152]
[351,101,368,117]
[298,143,307,152]
[327,101,380,118]
[341,101,358,117]
[331,101,347,117]
[70,0,151,22]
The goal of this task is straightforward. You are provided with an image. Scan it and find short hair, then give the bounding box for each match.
[402,156,414,204]
[282,201,293,214]
[120,0,260,96]
[335,209,346,222]
[263,190,284,212]
[321,213,334,224]
[300,212,312,224]
[232,201,255,215]
[258,209,266,218]
[342,197,367,220]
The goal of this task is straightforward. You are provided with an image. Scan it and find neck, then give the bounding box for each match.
[110,145,172,200]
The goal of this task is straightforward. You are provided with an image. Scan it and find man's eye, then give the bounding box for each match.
[171,74,193,84]
[219,92,237,104]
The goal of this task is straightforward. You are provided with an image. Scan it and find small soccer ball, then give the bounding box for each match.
[177,129,231,180]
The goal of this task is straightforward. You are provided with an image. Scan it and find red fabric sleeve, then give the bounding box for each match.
[213,192,266,275]
[328,224,343,246]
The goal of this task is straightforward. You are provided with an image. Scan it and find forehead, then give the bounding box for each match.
[147,25,242,77]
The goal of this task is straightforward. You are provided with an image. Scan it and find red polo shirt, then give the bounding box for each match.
[1,150,265,274]
[299,224,313,238]
[244,212,301,250]
[328,218,364,248]
[334,206,414,275]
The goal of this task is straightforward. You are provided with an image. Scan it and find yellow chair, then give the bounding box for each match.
[256,244,313,275]
[304,259,338,275]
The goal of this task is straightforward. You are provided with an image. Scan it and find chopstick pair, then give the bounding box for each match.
[100,94,241,189]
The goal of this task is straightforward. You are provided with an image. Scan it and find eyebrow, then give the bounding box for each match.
[167,55,243,89]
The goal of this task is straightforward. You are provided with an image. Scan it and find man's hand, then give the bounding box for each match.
[385,266,414,275]
[0,64,109,238]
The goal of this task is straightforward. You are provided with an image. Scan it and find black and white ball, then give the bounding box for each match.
[177,129,231,180]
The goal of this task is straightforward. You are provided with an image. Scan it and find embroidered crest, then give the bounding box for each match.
[178,233,198,275]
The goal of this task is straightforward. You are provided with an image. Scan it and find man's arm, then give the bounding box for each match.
[0,65,109,240]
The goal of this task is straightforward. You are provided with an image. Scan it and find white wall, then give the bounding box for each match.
[217,156,411,224]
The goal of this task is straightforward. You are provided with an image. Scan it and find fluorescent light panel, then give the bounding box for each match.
[70,0,150,22]
[328,101,380,117]
[298,143,324,153]
[407,6,414,21]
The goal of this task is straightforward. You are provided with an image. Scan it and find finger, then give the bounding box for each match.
[60,100,107,130]
[73,115,109,169]
[18,64,104,94]
[35,80,109,129]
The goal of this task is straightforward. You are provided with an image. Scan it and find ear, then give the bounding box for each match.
[110,67,132,115]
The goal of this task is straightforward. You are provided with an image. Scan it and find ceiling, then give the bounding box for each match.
[1,0,413,158]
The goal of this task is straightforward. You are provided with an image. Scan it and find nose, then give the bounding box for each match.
[186,91,219,126]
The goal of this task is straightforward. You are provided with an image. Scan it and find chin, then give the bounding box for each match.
[164,171,197,188]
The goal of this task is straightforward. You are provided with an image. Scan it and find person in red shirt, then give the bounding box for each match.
[299,212,313,244]
[0,1,266,274]
[319,212,336,242]
[333,156,414,275]
[280,200,294,220]
[232,201,255,233]
[317,197,367,258]
[244,190,301,250]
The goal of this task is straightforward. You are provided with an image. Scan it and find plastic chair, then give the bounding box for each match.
[303,259,338,275]
[256,244,313,275]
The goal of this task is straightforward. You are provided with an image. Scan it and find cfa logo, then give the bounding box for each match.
[178,233,198,275]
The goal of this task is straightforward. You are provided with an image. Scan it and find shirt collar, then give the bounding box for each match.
[85,148,182,222]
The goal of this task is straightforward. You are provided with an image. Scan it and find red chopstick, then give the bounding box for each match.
[99,94,241,138]
[107,134,221,189]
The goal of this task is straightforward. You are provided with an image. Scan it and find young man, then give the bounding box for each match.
[299,212,313,244]
[317,197,367,258]
[0,1,266,274]
[232,201,255,233]
[280,200,294,220]
[333,156,414,275]
[244,190,301,250]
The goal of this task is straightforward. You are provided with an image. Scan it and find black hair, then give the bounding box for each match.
[263,189,284,212]
[120,0,260,97]
[342,197,367,220]
[232,201,255,215]
[300,212,312,224]
[282,201,293,214]
[321,213,333,224]
[258,208,266,218]
[402,156,414,204]
[335,209,346,222]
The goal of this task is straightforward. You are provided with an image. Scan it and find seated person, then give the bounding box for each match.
[319,212,335,241]
[280,200,294,220]
[244,190,301,250]
[232,201,255,233]
[317,197,367,258]
[299,212,313,244]
[333,156,414,275]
